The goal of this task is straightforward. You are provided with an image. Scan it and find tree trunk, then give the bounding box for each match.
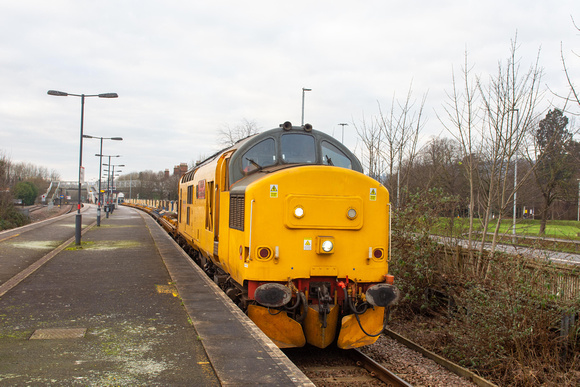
[539,194,551,235]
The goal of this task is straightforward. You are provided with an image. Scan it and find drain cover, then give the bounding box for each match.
[30,328,87,340]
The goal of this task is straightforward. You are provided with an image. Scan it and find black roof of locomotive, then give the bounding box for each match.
[181,123,363,185]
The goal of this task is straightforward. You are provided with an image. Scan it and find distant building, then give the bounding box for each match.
[174,163,188,176]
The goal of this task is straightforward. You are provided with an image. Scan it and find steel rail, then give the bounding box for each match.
[350,348,413,387]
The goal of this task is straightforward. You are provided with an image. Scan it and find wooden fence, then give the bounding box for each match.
[434,244,580,303]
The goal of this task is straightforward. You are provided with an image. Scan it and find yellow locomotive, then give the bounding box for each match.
[176,122,397,349]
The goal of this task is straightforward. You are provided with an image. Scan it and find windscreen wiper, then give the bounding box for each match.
[245,158,263,171]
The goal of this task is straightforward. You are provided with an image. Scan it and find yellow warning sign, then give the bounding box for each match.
[270,184,278,198]
[369,188,377,201]
[304,238,312,251]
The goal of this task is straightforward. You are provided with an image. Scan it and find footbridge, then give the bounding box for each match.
[43,181,101,204]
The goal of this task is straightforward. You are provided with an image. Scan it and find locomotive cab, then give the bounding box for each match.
[177,122,398,349]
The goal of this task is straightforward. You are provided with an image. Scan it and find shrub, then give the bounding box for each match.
[389,189,580,385]
[0,192,29,230]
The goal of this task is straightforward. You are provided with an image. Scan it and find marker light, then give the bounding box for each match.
[294,206,304,218]
[257,246,272,260]
[347,208,357,219]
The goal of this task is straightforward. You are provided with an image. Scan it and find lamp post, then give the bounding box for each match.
[84,136,122,226]
[101,158,122,217]
[48,90,118,245]
[111,167,123,210]
[301,87,312,126]
[577,179,580,222]
[338,123,348,143]
[102,168,110,209]
[103,161,125,217]
[510,108,520,244]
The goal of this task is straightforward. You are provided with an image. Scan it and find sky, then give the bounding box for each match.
[1,1,579,182]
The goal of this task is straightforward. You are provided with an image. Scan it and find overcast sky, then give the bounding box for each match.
[1,1,578,181]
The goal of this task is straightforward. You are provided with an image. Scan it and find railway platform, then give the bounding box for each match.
[0,204,312,386]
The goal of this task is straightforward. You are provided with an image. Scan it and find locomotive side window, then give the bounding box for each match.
[187,185,193,204]
[241,138,276,174]
[321,141,353,169]
[281,133,316,164]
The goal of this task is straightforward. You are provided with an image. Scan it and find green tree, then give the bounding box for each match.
[13,181,39,206]
[0,153,29,230]
[533,109,574,234]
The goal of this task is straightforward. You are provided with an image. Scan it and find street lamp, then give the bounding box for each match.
[510,108,520,244]
[111,167,123,209]
[48,90,118,245]
[301,87,312,126]
[84,136,122,226]
[101,158,123,217]
[103,163,124,206]
[338,123,348,143]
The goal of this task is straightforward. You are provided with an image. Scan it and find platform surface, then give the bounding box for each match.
[0,204,312,386]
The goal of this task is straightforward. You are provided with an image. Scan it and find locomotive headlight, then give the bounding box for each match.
[294,206,304,218]
[316,236,335,254]
[321,240,333,252]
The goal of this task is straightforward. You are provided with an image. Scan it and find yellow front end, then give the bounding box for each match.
[227,165,392,348]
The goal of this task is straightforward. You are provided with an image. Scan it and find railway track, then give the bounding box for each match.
[28,204,44,212]
[0,205,94,298]
[285,345,411,386]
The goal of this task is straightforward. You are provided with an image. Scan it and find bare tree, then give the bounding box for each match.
[561,16,580,108]
[355,84,426,207]
[478,37,543,263]
[0,151,10,189]
[353,114,382,180]
[414,137,463,197]
[217,118,260,147]
[377,85,427,207]
[439,51,480,255]
[440,36,543,277]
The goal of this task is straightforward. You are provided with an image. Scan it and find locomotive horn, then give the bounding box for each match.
[281,121,293,131]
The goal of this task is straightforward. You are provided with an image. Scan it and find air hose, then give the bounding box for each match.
[344,286,388,338]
